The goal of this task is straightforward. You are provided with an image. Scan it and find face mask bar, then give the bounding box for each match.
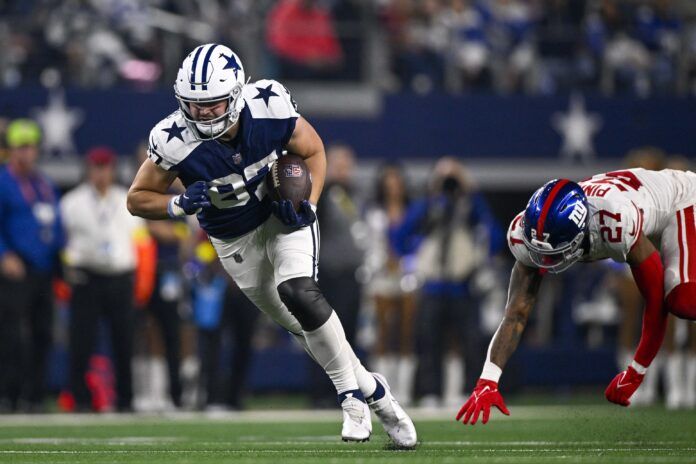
[174,82,244,141]
[523,231,585,274]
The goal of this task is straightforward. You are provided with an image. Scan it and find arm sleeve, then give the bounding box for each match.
[631,250,668,367]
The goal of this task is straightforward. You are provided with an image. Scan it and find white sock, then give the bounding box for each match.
[686,354,696,408]
[302,312,359,394]
[293,320,377,398]
[346,345,378,397]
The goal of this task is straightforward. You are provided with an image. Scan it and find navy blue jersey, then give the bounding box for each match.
[147,79,299,239]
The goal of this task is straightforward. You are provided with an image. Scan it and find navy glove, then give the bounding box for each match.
[271,199,316,228]
[168,181,211,217]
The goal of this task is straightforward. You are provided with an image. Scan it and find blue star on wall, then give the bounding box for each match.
[162,121,185,143]
[220,53,241,76]
[253,84,278,107]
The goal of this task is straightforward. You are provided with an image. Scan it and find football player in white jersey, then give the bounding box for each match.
[127,44,416,447]
[456,168,696,425]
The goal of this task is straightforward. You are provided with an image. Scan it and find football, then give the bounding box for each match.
[265,153,312,211]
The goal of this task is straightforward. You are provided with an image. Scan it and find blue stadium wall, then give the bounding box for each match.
[2,88,695,158]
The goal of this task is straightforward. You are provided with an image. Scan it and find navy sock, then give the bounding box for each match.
[367,377,385,402]
[337,389,365,405]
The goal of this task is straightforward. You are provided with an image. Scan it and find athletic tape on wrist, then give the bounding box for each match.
[631,360,648,375]
[167,195,186,218]
[481,361,502,383]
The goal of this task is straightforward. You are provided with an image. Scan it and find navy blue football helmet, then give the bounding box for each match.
[522,179,589,273]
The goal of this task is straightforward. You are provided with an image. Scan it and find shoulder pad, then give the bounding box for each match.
[147,111,201,171]
[507,211,536,268]
[243,79,300,120]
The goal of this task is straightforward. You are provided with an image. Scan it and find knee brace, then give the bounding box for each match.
[666,282,696,321]
[277,277,333,331]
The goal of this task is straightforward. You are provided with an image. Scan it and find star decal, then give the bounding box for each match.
[253,84,278,107]
[32,88,83,158]
[551,93,603,164]
[220,53,241,76]
[162,121,185,143]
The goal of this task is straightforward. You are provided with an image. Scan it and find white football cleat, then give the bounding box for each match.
[368,373,418,449]
[340,395,372,442]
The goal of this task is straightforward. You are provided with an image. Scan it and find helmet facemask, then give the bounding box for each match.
[175,82,244,141]
[522,228,586,274]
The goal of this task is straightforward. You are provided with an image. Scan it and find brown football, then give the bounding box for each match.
[265,153,312,211]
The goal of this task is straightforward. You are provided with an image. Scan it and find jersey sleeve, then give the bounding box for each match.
[244,79,300,119]
[589,194,643,262]
[507,211,536,268]
[146,112,198,171]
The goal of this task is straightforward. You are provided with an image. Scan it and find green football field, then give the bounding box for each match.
[0,405,694,463]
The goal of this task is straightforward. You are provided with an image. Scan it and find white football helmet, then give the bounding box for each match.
[174,43,246,140]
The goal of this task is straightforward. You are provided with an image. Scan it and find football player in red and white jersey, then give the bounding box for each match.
[457,168,696,425]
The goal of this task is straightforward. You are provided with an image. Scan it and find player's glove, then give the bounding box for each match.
[605,366,644,407]
[271,199,316,228]
[456,379,510,425]
[168,181,211,217]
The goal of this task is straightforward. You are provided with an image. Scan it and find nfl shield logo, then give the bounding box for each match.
[232,153,242,164]
[284,164,303,178]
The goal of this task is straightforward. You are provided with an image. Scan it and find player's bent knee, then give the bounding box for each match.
[666,282,696,321]
[277,277,333,331]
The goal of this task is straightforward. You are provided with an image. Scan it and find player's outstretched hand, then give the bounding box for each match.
[456,379,510,425]
[272,199,316,228]
[605,366,644,407]
[169,181,211,217]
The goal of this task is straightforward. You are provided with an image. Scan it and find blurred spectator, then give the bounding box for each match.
[535,0,591,93]
[439,0,493,91]
[266,0,344,80]
[60,146,144,412]
[634,0,682,94]
[364,162,418,405]
[382,0,448,92]
[391,157,503,407]
[312,143,366,407]
[188,239,259,411]
[0,119,63,412]
[131,143,187,411]
[483,0,540,93]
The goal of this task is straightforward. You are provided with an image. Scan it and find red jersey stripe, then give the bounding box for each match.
[684,206,696,282]
[677,209,685,283]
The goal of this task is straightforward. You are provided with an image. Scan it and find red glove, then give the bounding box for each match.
[456,379,510,425]
[605,366,645,406]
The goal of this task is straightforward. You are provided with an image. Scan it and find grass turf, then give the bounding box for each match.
[0,405,694,463]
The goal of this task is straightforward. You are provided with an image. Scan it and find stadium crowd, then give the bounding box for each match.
[1,0,696,95]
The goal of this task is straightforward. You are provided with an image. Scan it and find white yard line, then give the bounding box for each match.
[0,406,612,427]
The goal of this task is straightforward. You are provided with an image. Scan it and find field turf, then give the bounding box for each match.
[0,405,694,463]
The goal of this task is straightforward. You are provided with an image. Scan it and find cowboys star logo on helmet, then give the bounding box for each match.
[174,43,248,140]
